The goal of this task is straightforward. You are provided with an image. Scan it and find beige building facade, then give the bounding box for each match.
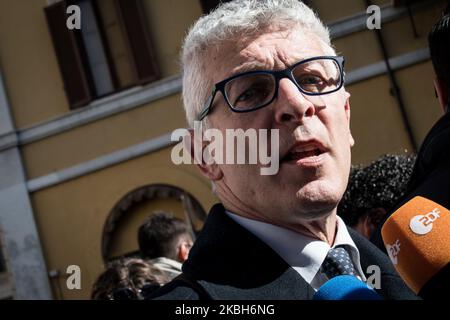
[0,0,446,299]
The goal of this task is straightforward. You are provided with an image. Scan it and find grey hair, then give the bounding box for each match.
[181,0,333,128]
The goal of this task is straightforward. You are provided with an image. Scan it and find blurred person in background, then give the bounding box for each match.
[338,154,416,239]
[91,258,169,300]
[138,212,194,279]
[371,3,450,251]
[408,2,450,191]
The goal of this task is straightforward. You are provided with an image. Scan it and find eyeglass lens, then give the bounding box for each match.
[224,58,341,111]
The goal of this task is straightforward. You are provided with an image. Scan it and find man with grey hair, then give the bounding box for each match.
[152,0,417,300]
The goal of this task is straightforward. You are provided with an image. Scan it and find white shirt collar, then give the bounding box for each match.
[225,211,366,289]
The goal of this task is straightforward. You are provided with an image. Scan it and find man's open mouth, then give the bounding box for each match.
[282,142,327,163]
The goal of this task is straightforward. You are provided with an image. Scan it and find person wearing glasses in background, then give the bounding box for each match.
[151,0,417,300]
[91,258,169,300]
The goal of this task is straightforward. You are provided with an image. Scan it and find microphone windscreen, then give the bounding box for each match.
[381,196,450,294]
[313,275,382,300]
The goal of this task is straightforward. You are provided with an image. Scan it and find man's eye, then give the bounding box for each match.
[235,85,270,104]
[236,88,257,102]
[298,75,324,86]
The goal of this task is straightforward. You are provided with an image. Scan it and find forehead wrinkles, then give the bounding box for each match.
[236,29,299,71]
[238,41,283,71]
[205,27,334,88]
[222,32,328,79]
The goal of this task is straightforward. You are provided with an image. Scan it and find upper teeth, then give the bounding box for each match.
[291,145,318,153]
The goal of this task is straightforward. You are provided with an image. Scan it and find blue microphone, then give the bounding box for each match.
[313,275,382,300]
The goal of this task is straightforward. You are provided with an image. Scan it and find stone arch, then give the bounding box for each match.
[101,183,206,262]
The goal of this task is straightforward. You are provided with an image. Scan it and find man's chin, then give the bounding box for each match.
[294,203,336,221]
[293,182,341,218]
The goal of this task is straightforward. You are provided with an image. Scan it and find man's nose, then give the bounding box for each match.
[274,78,316,124]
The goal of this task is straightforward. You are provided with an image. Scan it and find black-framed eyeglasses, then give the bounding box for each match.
[109,283,162,300]
[197,56,345,121]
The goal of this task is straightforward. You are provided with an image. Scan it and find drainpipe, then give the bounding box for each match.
[365,0,418,152]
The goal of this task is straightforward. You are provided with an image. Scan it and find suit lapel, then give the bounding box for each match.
[349,227,419,299]
[183,204,315,299]
[183,206,417,299]
[349,227,391,277]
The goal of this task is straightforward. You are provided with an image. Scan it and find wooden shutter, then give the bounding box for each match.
[115,0,160,84]
[44,1,94,109]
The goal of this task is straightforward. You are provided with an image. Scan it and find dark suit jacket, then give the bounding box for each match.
[151,204,418,300]
[371,110,450,253]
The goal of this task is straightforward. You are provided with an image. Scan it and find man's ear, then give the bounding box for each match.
[358,215,372,239]
[186,128,223,181]
[356,210,382,240]
[434,78,449,113]
[177,240,192,262]
[362,208,387,239]
[344,91,355,147]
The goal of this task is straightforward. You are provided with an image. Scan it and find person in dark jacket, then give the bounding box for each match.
[151,0,418,300]
[409,2,450,191]
[371,3,450,252]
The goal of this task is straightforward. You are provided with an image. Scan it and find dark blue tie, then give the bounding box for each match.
[321,246,357,279]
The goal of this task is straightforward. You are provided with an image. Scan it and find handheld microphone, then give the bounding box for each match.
[313,275,382,300]
[381,196,450,299]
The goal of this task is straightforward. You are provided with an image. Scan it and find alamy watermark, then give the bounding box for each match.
[64,4,382,31]
[66,5,81,30]
[367,5,381,30]
[171,121,280,175]
[66,265,81,290]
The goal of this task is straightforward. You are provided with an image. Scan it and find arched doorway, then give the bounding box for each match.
[101,184,207,262]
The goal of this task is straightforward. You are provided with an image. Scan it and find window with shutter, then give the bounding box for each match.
[115,0,160,84]
[45,1,94,109]
[44,0,160,110]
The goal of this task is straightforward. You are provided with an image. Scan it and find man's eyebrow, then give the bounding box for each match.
[228,61,272,77]
[228,56,311,77]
